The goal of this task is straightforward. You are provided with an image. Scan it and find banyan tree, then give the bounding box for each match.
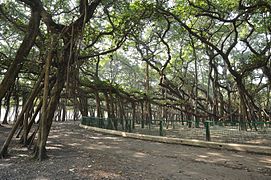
[0,0,270,160]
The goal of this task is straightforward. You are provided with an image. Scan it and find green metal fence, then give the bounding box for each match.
[81,116,271,145]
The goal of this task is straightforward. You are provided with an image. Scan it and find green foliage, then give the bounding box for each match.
[0,0,270,120]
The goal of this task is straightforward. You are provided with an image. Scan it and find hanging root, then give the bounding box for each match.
[0,146,8,158]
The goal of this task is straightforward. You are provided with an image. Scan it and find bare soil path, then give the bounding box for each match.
[0,121,270,180]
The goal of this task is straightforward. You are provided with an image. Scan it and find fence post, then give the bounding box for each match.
[99,118,101,128]
[128,119,132,133]
[159,120,163,136]
[141,119,144,128]
[81,116,86,125]
[86,117,91,126]
[205,121,211,141]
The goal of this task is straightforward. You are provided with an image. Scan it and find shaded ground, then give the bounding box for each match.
[0,121,271,180]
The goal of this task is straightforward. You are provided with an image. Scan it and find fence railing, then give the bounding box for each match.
[81,116,271,144]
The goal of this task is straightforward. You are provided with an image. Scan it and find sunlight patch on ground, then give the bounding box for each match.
[46,146,62,150]
[133,152,146,158]
[67,143,81,146]
[247,139,270,144]
[184,170,199,176]
[197,152,229,163]
[0,163,13,168]
[232,154,244,158]
[12,147,28,151]
[93,170,121,179]
[47,143,64,148]
[18,154,29,157]
[197,155,208,158]
[33,176,49,180]
[195,157,228,163]
[206,152,223,157]
[260,158,271,165]
[86,136,121,140]
[49,135,60,139]
[87,144,116,150]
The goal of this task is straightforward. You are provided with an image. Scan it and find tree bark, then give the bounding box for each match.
[0,8,40,101]
[35,34,54,161]
[20,101,42,144]
[0,70,44,158]
[2,87,13,124]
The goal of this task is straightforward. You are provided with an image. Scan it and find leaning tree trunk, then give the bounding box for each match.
[22,105,31,145]
[42,55,69,154]
[20,101,42,144]
[33,31,74,160]
[34,34,54,161]
[2,87,13,124]
[0,8,40,101]
[34,72,66,160]
[0,70,44,158]
[14,79,20,120]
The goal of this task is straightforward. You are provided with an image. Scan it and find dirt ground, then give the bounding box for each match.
[0,121,271,180]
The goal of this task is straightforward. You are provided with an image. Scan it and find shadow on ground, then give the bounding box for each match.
[0,121,270,180]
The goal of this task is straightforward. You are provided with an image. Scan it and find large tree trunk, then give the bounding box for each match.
[79,90,88,117]
[33,0,103,156]
[0,8,40,101]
